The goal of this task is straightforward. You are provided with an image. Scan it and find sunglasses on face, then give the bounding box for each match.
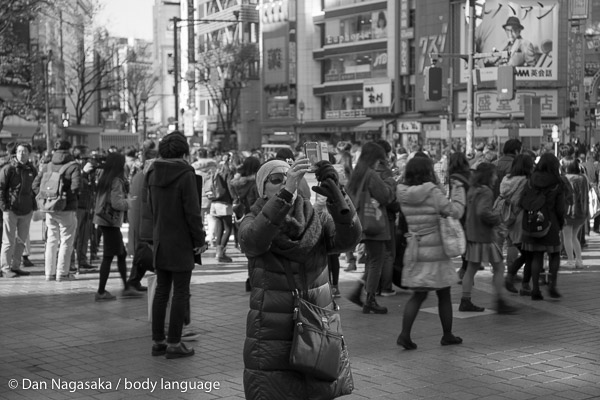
[266,173,287,185]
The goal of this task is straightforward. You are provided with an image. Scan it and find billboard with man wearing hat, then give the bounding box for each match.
[460,0,559,82]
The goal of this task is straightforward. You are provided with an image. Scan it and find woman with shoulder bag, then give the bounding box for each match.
[240,159,361,399]
[345,142,397,314]
[210,159,234,262]
[562,157,589,269]
[396,156,465,350]
[461,163,518,314]
[448,152,471,282]
[93,153,137,301]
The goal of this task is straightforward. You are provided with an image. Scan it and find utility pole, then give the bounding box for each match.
[42,51,53,152]
[465,0,475,153]
[172,17,180,130]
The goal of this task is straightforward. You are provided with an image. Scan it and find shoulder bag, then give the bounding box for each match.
[283,262,354,391]
[355,173,386,236]
[436,191,466,258]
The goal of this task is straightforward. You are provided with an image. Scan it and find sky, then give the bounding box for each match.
[97,0,154,41]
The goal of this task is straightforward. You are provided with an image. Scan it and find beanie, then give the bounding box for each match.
[256,160,290,198]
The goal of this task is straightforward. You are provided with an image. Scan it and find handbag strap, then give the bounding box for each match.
[282,258,338,310]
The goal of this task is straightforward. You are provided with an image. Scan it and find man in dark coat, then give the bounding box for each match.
[147,132,206,359]
[0,143,37,278]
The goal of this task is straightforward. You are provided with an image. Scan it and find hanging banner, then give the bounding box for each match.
[460,0,559,82]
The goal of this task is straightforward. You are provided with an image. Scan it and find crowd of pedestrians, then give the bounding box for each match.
[2,133,599,399]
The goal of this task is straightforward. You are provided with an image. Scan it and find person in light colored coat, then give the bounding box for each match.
[395,156,465,350]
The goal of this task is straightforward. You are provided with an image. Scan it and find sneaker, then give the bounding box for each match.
[130,282,148,292]
[78,262,95,270]
[218,254,233,263]
[166,342,195,359]
[181,331,200,342]
[56,274,75,282]
[45,275,56,281]
[90,254,100,261]
[2,268,19,278]
[380,289,397,297]
[21,256,34,267]
[95,291,116,301]
[69,265,78,273]
[122,288,144,298]
[10,268,30,276]
[459,298,485,312]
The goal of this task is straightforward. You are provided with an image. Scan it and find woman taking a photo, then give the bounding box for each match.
[240,158,361,399]
[93,152,137,301]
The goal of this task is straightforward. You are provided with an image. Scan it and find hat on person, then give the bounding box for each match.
[256,160,290,198]
[503,16,524,31]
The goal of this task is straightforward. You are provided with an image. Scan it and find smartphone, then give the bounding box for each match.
[304,142,320,171]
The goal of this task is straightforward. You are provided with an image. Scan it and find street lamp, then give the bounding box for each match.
[41,50,53,152]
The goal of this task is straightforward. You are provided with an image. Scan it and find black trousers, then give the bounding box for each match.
[152,269,192,344]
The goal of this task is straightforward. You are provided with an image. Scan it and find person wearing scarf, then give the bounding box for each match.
[240,158,362,400]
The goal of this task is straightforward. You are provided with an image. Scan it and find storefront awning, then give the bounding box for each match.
[354,120,384,132]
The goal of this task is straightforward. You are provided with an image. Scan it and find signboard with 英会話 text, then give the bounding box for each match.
[460,0,559,83]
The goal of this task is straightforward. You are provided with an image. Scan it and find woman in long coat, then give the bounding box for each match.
[240,159,362,400]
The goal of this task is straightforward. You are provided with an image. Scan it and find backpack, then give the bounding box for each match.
[207,173,230,202]
[492,195,516,226]
[520,181,554,238]
[35,161,77,212]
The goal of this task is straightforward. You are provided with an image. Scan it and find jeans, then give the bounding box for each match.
[44,211,77,277]
[1,211,33,270]
[73,209,92,265]
[363,240,387,294]
[152,269,192,344]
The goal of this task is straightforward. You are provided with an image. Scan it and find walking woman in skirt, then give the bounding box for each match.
[460,163,518,314]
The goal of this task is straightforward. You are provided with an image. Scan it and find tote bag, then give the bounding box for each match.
[356,175,386,236]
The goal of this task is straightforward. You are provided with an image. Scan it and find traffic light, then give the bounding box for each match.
[424,66,442,101]
[61,112,70,128]
[497,65,515,100]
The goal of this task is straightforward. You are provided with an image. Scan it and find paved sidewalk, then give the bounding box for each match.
[1,221,600,399]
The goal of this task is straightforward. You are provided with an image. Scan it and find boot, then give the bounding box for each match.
[362,293,387,314]
[458,297,485,312]
[504,274,518,293]
[496,298,518,314]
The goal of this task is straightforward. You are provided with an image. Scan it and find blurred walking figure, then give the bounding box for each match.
[561,157,589,269]
[93,152,137,301]
[0,143,37,278]
[396,156,465,350]
[147,132,206,359]
[346,142,396,314]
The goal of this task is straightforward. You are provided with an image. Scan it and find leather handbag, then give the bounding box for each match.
[356,175,386,236]
[283,262,353,387]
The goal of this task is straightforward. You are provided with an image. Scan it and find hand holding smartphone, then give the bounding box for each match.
[303,142,329,172]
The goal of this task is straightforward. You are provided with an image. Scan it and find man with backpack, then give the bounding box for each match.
[32,140,81,281]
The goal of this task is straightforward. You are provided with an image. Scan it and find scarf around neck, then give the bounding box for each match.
[250,195,322,262]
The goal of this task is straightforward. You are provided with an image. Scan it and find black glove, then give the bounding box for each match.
[312,178,350,216]
[314,161,338,184]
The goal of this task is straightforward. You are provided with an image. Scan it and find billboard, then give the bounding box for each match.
[460,0,559,82]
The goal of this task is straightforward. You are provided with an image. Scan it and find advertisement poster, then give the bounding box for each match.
[460,0,559,82]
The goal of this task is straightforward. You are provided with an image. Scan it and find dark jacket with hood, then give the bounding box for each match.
[465,185,500,243]
[32,150,80,211]
[146,159,205,271]
[520,171,566,248]
[494,153,516,198]
[0,157,37,215]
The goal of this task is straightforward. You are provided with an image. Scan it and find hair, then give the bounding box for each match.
[72,145,88,159]
[448,152,470,176]
[159,131,189,158]
[535,153,562,182]
[559,144,575,159]
[336,141,352,153]
[374,139,392,155]
[471,162,497,188]
[238,156,261,177]
[196,148,208,158]
[377,11,387,28]
[346,142,387,195]
[15,142,32,153]
[502,139,522,155]
[397,147,407,155]
[126,148,137,158]
[413,151,430,159]
[275,148,295,162]
[522,149,537,159]
[508,153,534,177]
[404,156,437,186]
[561,157,580,174]
[54,140,71,151]
[96,152,126,195]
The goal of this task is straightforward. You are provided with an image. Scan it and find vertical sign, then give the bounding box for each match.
[571,0,589,20]
[569,22,585,136]
[399,0,409,75]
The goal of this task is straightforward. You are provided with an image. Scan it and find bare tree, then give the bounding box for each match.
[194,42,258,150]
[122,46,158,134]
